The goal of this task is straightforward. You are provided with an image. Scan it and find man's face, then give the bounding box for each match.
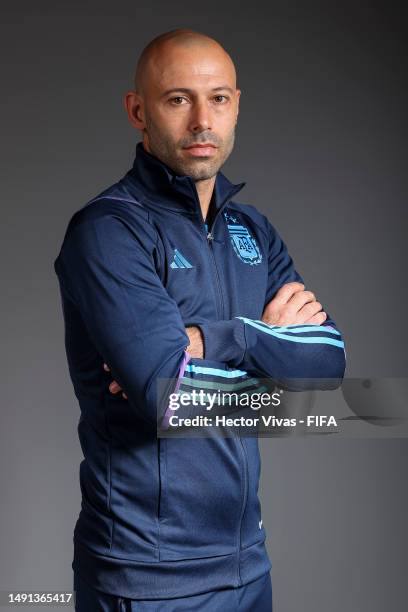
[137,43,240,181]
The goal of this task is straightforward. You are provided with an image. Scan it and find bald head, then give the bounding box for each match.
[125,28,241,181]
[134,28,237,96]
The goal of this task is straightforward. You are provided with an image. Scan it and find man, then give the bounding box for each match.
[54,28,346,611]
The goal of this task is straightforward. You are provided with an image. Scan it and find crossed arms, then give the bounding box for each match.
[54,209,346,426]
[186,281,331,358]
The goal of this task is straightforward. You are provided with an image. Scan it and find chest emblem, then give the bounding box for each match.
[223,211,262,266]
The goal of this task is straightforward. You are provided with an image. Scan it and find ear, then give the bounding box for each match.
[235,88,241,120]
[124,91,146,131]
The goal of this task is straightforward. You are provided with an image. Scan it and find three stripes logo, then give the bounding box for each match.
[170,248,194,269]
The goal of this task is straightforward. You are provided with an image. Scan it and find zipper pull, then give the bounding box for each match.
[207,231,214,243]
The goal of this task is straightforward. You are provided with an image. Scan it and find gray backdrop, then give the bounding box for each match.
[1,2,407,610]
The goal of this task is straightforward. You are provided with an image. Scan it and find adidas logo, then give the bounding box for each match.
[170,248,194,269]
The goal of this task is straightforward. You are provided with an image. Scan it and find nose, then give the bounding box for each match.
[188,99,212,133]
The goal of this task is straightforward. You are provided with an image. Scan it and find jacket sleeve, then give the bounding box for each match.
[54,210,191,427]
[197,219,346,389]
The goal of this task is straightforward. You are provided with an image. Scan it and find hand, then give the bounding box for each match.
[103,363,127,399]
[103,326,203,399]
[262,282,327,326]
[185,326,204,358]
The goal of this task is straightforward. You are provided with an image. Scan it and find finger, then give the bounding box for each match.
[287,290,316,310]
[270,282,305,306]
[304,311,327,325]
[109,381,122,394]
[103,363,110,371]
[122,392,128,399]
[283,291,317,320]
[297,300,323,322]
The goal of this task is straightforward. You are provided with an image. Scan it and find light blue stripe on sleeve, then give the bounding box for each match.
[185,364,248,377]
[235,317,342,336]
[236,318,344,348]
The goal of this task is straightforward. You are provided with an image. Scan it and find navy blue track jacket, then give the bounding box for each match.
[54,141,346,599]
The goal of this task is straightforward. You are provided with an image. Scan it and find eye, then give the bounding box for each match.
[170,96,188,105]
[213,95,229,103]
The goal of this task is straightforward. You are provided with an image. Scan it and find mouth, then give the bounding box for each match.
[183,144,218,157]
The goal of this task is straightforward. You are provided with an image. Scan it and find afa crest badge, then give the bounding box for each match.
[223,211,262,266]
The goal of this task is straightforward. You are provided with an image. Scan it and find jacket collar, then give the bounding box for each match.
[125,141,246,216]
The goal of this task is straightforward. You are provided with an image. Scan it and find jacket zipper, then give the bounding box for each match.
[197,202,249,582]
[205,230,225,320]
[197,201,230,320]
[190,176,244,320]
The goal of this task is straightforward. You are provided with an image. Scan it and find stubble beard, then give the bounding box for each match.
[144,116,236,181]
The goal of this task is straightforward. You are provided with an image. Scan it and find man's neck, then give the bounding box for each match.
[141,139,216,222]
[194,176,216,223]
